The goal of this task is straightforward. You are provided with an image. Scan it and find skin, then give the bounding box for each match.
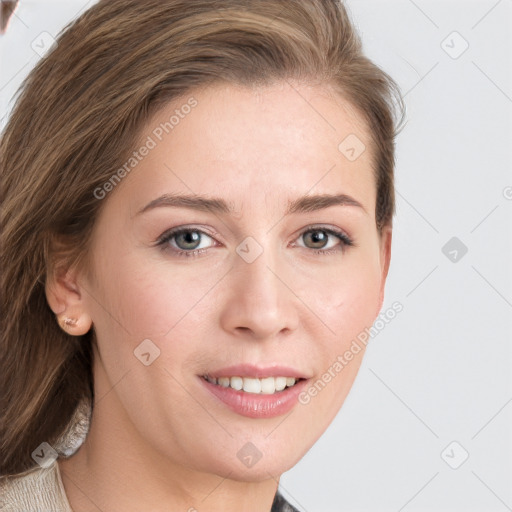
[47,81,392,512]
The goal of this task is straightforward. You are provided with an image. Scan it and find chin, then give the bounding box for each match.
[214,458,298,483]
[211,437,311,482]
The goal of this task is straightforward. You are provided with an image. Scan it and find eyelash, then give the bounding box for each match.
[155,225,355,258]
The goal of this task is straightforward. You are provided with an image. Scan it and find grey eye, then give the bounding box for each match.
[174,230,202,250]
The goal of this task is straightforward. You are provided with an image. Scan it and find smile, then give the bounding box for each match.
[202,375,301,394]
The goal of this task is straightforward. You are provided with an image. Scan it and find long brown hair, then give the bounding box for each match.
[0,0,404,476]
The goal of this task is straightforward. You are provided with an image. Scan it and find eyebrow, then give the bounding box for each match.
[136,192,367,216]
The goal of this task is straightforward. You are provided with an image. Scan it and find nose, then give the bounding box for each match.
[219,241,300,340]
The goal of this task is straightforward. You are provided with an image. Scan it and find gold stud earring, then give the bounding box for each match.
[58,315,78,331]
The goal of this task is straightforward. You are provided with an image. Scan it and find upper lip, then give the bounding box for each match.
[203,363,310,379]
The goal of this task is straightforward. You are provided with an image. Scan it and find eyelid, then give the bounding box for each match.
[155,225,219,245]
[156,223,355,256]
[303,224,352,239]
[293,224,354,245]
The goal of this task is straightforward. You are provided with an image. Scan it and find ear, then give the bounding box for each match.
[375,225,392,316]
[45,265,92,336]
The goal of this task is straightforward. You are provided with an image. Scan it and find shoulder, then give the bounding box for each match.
[0,462,72,512]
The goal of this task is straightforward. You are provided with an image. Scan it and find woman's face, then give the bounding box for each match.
[79,81,391,480]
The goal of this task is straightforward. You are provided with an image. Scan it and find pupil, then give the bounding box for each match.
[307,230,327,248]
[177,231,200,249]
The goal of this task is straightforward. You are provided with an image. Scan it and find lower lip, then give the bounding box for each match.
[200,377,308,419]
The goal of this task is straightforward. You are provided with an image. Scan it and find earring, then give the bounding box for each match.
[58,315,78,331]
[56,312,93,336]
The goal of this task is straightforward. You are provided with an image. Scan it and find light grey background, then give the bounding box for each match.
[1,1,511,511]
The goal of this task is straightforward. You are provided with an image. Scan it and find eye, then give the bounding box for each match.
[295,226,354,255]
[155,225,354,258]
[156,227,217,257]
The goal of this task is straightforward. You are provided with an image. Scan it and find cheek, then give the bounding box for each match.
[296,266,380,425]
[306,257,382,344]
[90,251,224,343]
[88,234,382,358]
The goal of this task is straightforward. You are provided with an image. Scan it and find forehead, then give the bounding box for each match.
[114,81,376,217]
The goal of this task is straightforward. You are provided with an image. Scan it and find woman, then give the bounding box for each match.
[0,0,404,510]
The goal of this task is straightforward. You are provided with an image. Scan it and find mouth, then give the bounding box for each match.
[199,366,309,418]
[201,374,304,395]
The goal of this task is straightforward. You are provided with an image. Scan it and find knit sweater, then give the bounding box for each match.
[0,460,299,512]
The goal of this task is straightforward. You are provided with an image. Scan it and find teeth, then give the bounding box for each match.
[218,377,230,388]
[230,376,243,391]
[260,377,275,394]
[275,376,287,391]
[243,378,261,393]
[204,375,299,394]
